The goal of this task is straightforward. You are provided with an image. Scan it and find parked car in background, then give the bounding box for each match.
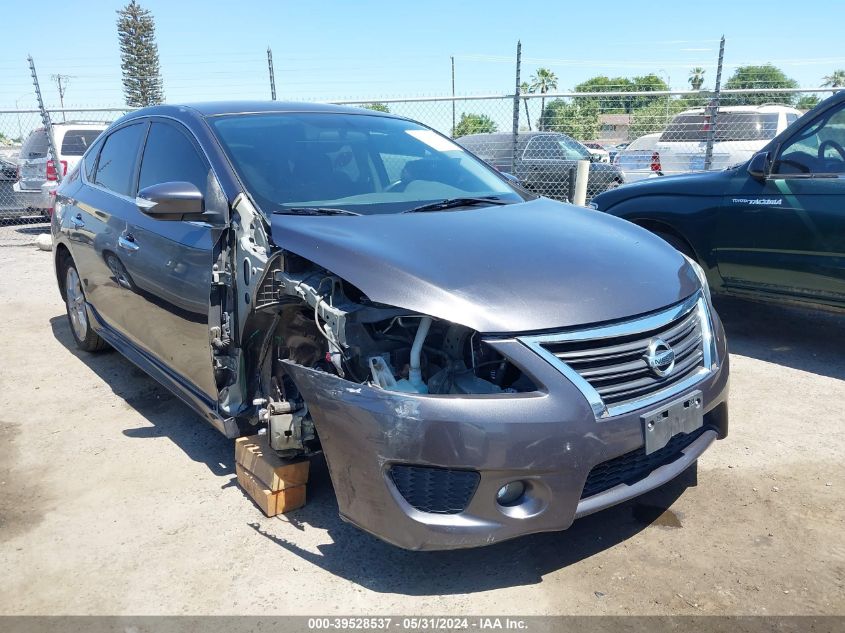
[583,141,611,163]
[15,122,106,216]
[52,101,727,550]
[614,132,662,183]
[458,131,625,201]
[591,91,845,311]
[654,105,801,175]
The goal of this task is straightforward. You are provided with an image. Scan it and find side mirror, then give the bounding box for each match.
[500,171,522,186]
[747,151,770,181]
[136,181,205,220]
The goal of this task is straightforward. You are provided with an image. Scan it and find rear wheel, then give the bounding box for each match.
[62,258,109,352]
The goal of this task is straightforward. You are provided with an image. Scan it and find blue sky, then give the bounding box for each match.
[2,0,845,109]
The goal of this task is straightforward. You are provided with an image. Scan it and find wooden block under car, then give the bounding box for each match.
[236,463,306,516]
[235,434,310,491]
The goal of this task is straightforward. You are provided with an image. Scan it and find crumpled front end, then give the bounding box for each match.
[281,297,729,551]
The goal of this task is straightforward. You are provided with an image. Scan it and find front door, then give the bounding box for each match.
[113,120,224,405]
[716,101,845,306]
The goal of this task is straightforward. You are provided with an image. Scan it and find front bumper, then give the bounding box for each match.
[284,305,729,551]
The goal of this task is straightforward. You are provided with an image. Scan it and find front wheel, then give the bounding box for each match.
[653,231,695,259]
[63,259,109,352]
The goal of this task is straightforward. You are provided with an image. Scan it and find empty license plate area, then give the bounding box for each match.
[641,391,704,455]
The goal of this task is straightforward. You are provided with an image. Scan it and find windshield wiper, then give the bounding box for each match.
[274,207,361,216]
[401,196,510,214]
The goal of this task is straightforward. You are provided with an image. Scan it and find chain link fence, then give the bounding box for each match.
[0,90,835,244]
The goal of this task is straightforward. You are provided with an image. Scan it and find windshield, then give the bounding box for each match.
[211,112,526,215]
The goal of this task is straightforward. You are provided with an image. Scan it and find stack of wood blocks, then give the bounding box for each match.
[235,434,310,516]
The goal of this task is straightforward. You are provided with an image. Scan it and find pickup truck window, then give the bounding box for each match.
[773,105,845,175]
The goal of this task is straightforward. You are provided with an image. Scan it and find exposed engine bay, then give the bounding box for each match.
[230,247,536,458]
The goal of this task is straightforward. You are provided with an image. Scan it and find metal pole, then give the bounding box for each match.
[267,47,277,101]
[511,41,521,175]
[703,36,725,171]
[451,56,456,136]
[28,56,62,184]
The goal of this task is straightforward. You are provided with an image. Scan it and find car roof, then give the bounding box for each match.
[677,104,801,115]
[124,101,399,119]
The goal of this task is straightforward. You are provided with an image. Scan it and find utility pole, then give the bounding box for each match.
[51,73,71,121]
[703,35,725,171]
[450,56,456,136]
[511,41,522,175]
[267,46,277,100]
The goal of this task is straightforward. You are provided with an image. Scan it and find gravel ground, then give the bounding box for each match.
[0,243,843,616]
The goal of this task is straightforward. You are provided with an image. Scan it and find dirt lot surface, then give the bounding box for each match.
[0,241,843,616]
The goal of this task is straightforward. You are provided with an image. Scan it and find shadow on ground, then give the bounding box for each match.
[245,457,696,594]
[714,296,845,380]
[49,314,233,477]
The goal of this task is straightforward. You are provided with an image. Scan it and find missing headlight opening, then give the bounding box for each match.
[245,253,536,455]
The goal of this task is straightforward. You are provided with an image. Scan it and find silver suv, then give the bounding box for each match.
[15,122,105,214]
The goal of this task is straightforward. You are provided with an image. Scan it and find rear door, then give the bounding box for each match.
[66,122,148,334]
[716,101,845,305]
[114,119,223,404]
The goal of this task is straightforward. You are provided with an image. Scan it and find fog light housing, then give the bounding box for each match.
[496,481,526,507]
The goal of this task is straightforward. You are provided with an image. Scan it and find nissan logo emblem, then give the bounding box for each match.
[645,338,675,377]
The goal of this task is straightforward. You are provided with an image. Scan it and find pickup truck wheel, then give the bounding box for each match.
[62,258,109,352]
[654,231,694,260]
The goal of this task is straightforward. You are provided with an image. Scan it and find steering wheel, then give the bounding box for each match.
[385,179,407,193]
[818,139,845,161]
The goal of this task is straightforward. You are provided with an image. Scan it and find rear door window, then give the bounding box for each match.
[94,123,147,196]
[660,113,780,142]
[61,129,104,156]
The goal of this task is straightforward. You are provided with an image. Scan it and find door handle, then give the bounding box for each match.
[71,213,85,228]
[118,234,139,252]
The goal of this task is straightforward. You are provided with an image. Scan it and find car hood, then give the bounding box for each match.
[269,198,700,333]
[592,168,738,208]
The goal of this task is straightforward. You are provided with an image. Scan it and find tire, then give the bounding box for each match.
[653,230,695,260]
[60,256,109,352]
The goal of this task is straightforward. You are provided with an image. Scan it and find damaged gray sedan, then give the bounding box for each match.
[52,102,729,550]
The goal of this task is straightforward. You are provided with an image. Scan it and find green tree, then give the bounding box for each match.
[530,68,558,129]
[574,74,668,113]
[796,95,821,110]
[452,112,497,137]
[629,99,688,139]
[540,99,600,141]
[723,64,798,105]
[361,102,390,113]
[519,81,533,131]
[688,67,706,91]
[822,70,845,88]
[116,0,164,107]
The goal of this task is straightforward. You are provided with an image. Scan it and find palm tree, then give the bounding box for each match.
[520,81,533,131]
[688,67,706,91]
[530,68,558,130]
[822,69,845,88]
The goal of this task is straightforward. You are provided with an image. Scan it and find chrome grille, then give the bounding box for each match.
[520,293,716,418]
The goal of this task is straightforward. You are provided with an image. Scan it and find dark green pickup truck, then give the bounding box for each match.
[591,91,845,311]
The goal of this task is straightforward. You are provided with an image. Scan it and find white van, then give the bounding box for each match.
[654,105,801,175]
[14,122,106,214]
